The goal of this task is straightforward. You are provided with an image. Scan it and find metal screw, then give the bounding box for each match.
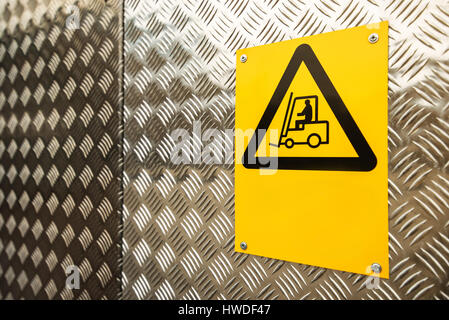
[240,242,247,250]
[371,263,382,273]
[240,54,247,63]
[368,33,379,44]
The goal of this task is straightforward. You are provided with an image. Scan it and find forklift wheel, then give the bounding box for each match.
[285,139,294,148]
[307,134,321,148]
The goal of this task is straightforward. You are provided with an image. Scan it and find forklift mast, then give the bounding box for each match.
[281,94,319,138]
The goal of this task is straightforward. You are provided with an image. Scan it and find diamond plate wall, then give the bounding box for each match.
[0,0,122,299]
[123,0,449,300]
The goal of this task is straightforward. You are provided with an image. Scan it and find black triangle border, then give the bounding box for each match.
[242,44,377,171]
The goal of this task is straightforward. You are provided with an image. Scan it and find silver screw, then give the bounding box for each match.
[240,54,247,63]
[240,242,247,250]
[371,263,382,273]
[368,33,379,44]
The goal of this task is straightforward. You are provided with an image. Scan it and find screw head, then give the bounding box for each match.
[368,33,379,44]
[240,242,247,250]
[371,263,382,273]
[240,54,247,63]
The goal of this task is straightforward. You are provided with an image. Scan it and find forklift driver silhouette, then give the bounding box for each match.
[295,99,313,129]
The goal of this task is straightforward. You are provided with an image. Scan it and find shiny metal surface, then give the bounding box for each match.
[0,0,122,299]
[123,0,449,299]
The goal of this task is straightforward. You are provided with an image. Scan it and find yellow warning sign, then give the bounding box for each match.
[235,22,389,278]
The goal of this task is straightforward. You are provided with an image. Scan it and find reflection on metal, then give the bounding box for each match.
[123,0,449,300]
[0,0,122,299]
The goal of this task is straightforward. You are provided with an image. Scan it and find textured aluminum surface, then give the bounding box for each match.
[0,0,122,299]
[123,0,449,300]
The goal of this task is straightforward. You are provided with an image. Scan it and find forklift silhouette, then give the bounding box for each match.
[272,94,329,149]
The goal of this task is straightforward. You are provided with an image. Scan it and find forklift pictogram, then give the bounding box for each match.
[271,94,329,149]
[242,44,377,171]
